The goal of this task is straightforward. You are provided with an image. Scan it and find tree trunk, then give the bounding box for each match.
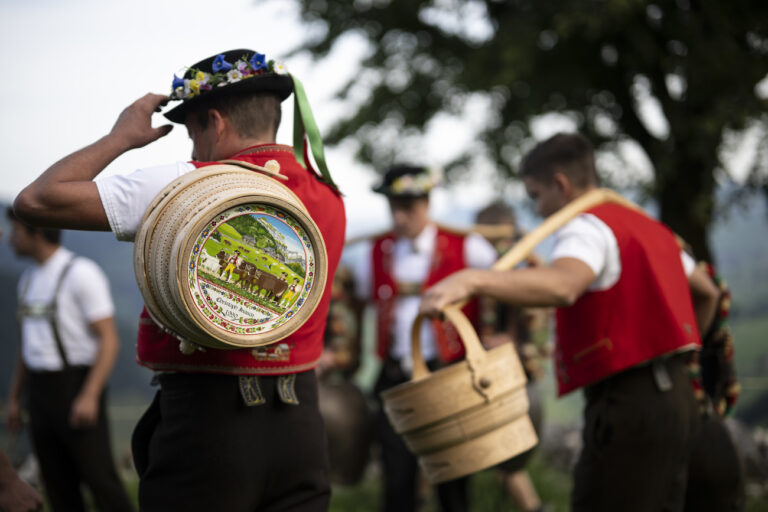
[654,141,717,264]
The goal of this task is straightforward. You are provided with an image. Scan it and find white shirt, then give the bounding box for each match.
[551,213,696,291]
[18,247,115,371]
[96,161,196,242]
[355,223,497,368]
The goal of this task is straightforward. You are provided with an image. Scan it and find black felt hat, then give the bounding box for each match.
[373,164,442,198]
[163,49,294,124]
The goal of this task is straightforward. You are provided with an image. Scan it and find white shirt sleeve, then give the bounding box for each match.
[69,259,115,323]
[95,162,196,242]
[551,214,621,290]
[551,215,608,276]
[464,232,498,269]
[681,250,696,277]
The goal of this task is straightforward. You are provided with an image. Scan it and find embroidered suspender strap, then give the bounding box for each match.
[238,376,266,407]
[277,374,300,405]
[290,74,339,192]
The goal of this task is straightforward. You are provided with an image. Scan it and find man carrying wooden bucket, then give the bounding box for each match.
[419,133,720,511]
[13,49,345,512]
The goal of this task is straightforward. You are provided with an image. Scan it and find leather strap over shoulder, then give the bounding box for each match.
[217,159,288,180]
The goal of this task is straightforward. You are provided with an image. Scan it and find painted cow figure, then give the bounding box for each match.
[216,250,228,276]
[253,271,288,302]
[233,262,258,292]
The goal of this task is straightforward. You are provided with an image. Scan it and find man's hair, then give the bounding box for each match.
[190,92,282,140]
[520,133,599,188]
[6,207,61,244]
[475,201,516,227]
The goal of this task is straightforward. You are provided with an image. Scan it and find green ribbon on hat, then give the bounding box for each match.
[290,75,339,192]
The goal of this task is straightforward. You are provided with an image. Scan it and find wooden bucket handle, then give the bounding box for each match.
[411,305,485,378]
[409,189,643,394]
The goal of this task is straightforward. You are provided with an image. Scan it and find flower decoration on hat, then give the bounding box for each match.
[249,52,267,71]
[212,54,233,73]
[386,166,443,196]
[170,53,287,101]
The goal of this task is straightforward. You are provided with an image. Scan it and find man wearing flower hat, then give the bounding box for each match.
[13,49,345,512]
[353,164,497,512]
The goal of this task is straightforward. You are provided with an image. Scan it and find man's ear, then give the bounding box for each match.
[552,171,573,198]
[208,109,226,140]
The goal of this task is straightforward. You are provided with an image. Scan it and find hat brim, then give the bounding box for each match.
[163,74,294,124]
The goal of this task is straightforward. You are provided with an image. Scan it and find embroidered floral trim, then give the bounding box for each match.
[170,52,288,101]
[389,167,443,195]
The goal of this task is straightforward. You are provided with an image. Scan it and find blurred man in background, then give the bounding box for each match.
[5,209,132,512]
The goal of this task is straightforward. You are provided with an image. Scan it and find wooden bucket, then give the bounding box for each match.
[380,305,538,484]
[133,160,328,350]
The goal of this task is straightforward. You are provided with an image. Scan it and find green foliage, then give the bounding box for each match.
[226,215,278,251]
[216,222,243,241]
[732,315,768,417]
[293,0,768,260]
[286,261,305,275]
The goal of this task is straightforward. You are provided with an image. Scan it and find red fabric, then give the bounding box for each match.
[371,228,478,363]
[554,203,700,395]
[136,144,345,375]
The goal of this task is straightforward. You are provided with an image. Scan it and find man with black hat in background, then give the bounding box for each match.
[353,164,497,512]
[13,49,345,512]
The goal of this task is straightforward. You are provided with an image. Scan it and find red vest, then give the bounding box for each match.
[554,204,700,395]
[372,228,478,363]
[136,144,345,375]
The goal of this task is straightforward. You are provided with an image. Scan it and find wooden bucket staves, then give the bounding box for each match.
[133,160,328,350]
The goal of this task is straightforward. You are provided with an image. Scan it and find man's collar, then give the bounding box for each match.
[228,143,291,159]
[410,223,436,254]
[36,246,69,268]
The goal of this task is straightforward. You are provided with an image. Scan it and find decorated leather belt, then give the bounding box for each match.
[396,282,422,297]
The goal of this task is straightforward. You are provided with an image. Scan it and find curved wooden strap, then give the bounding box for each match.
[218,159,288,180]
[493,188,640,272]
[411,305,492,399]
[445,189,641,312]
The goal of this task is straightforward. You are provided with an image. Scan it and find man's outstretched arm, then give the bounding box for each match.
[419,257,596,316]
[14,93,172,230]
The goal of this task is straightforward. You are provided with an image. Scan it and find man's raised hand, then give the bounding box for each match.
[109,93,174,150]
